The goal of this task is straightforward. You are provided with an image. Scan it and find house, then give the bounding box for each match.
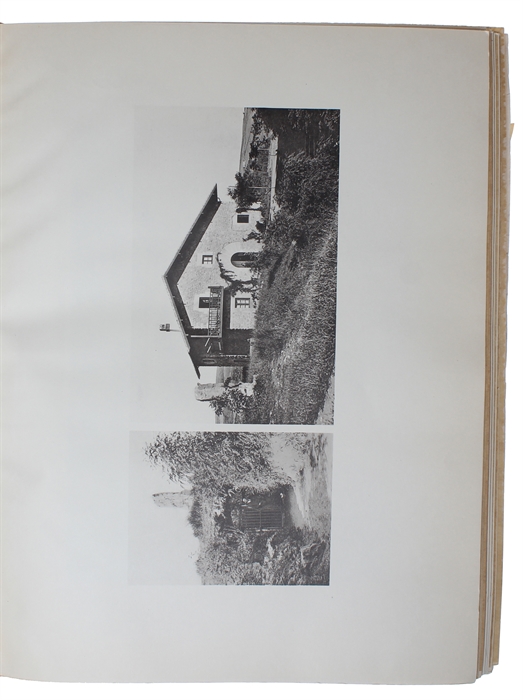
[162,185,262,377]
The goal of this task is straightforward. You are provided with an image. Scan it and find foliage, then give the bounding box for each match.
[187,498,203,538]
[144,431,288,495]
[197,527,330,586]
[145,432,332,587]
[276,139,339,219]
[208,385,254,419]
[227,171,259,209]
[217,258,258,298]
[253,108,340,151]
[238,109,339,425]
[249,135,270,159]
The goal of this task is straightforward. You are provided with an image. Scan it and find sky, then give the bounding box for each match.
[128,431,201,585]
[128,107,246,583]
[130,106,245,430]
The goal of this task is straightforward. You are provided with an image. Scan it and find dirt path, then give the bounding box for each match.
[271,434,333,535]
[315,372,335,424]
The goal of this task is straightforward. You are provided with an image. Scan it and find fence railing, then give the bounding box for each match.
[207,286,223,337]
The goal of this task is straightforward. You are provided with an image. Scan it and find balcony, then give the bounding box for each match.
[207,286,223,337]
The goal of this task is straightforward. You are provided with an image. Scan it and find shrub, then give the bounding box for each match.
[227,171,259,209]
[196,527,331,585]
[209,387,254,419]
[187,498,203,538]
[144,431,289,495]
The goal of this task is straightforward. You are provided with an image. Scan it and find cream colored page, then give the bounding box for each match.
[1,23,489,682]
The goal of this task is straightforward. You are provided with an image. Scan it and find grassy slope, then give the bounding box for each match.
[247,224,337,424]
[244,111,339,424]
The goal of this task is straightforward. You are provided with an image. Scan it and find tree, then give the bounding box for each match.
[227,172,259,209]
[144,432,288,495]
[209,386,254,419]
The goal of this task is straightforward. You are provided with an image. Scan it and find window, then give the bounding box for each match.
[201,255,213,265]
[235,297,251,308]
[199,297,211,308]
[231,251,257,268]
[236,214,249,224]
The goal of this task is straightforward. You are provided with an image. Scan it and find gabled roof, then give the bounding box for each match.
[163,185,221,377]
[164,185,220,293]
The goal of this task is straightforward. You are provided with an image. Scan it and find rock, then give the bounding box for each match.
[300,541,326,567]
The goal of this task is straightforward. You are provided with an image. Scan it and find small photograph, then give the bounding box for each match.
[132,107,339,426]
[129,431,333,586]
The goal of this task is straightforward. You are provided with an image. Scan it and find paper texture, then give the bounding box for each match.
[1,23,490,683]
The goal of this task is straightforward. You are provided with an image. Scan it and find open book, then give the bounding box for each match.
[0,22,510,684]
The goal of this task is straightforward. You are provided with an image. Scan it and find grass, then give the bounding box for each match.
[242,111,339,424]
[246,224,337,424]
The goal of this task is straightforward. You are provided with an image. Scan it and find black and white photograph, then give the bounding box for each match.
[129,431,333,585]
[132,107,339,426]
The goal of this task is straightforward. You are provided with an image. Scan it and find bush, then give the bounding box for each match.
[144,431,289,495]
[209,386,254,419]
[187,498,203,538]
[196,527,330,585]
[227,171,259,209]
[277,139,339,218]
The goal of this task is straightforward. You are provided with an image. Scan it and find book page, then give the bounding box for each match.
[1,22,490,683]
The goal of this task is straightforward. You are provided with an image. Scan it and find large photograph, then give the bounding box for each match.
[129,431,333,585]
[132,107,339,426]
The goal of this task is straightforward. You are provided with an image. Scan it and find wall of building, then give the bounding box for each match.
[177,201,262,330]
[229,293,256,329]
[190,328,252,366]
